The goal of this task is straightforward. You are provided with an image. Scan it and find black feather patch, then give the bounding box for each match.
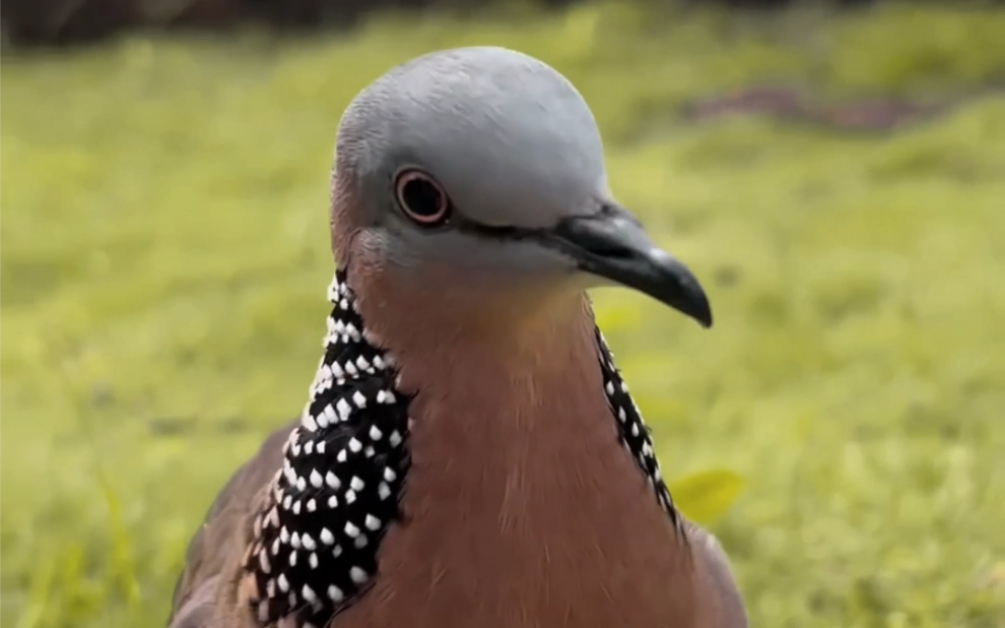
[243,269,411,628]
[594,328,684,534]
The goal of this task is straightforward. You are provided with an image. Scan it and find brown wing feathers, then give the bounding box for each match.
[169,422,296,628]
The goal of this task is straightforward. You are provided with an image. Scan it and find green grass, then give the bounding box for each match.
[2,3,1004,627]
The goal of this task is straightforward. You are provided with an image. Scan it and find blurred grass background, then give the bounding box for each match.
[2,2,1005,627]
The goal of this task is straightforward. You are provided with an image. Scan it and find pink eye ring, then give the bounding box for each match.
[394,169,451,226]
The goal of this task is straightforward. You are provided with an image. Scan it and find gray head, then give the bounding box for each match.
[334,46,711,327]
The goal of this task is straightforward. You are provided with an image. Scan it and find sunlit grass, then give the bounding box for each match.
[2,3,1004,627]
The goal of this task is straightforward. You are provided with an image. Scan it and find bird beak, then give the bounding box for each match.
[545,204,713,328]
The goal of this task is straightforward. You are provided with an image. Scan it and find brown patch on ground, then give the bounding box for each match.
[681,85,1002,132]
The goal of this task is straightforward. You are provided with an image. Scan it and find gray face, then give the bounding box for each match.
[335,47,713,327]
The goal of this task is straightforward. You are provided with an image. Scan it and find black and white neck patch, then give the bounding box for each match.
[243,269,411,628]
[594,328,683,533]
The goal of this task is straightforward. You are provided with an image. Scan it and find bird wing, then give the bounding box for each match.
[686,521,749,628]
[167,575,219,628]
[168,421,297,628]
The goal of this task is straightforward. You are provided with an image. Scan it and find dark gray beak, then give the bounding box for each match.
[546,204,713,328]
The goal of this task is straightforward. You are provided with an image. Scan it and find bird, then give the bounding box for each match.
[167,46,747,628]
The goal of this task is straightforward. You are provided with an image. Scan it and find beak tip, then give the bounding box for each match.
[674,271,713,329]
[690,296,714,329]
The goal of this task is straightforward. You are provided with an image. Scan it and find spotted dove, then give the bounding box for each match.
[168,46,747,628]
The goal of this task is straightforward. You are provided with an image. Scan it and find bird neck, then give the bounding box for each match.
[326,266,693,625]
[346,260,590,366]
[345,260,678,517]
[244,266,685,626]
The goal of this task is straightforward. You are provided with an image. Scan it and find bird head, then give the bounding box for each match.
[332,46,712,331]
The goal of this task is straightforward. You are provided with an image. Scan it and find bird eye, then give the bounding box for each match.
[394,169,451,227]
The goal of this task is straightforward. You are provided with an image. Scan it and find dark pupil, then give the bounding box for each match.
[401,178,443,218]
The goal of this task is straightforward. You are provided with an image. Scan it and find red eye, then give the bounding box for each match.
[394,169,451,226]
